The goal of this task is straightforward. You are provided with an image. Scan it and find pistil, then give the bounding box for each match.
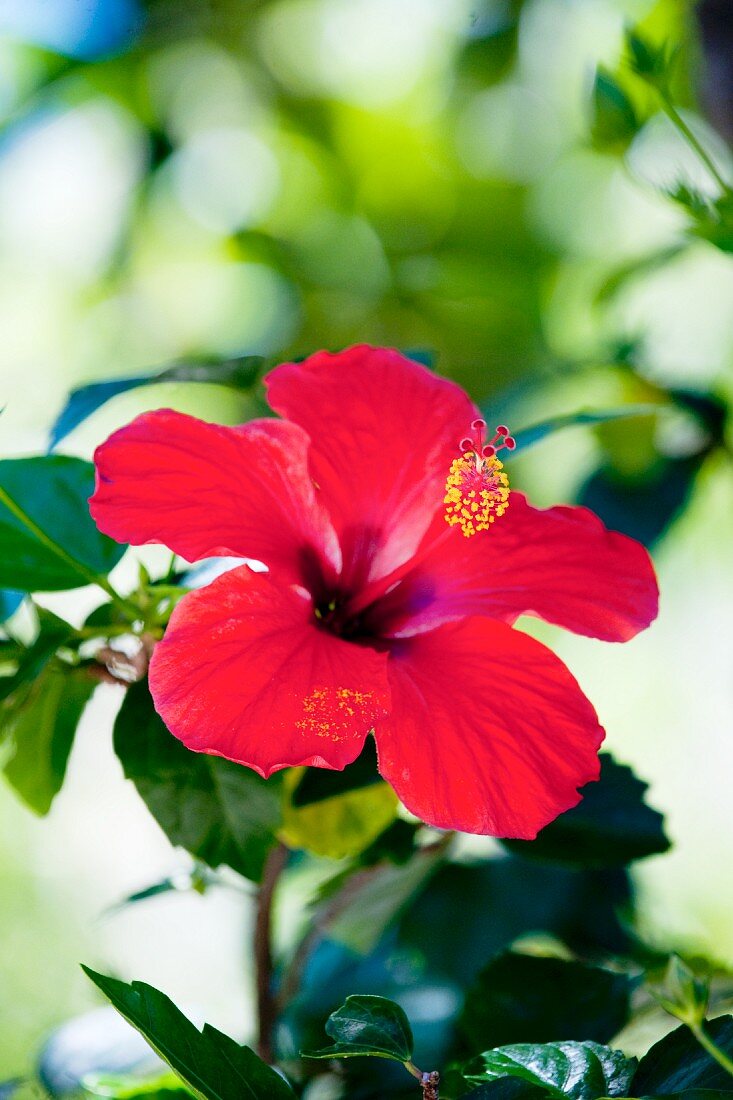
[444,419,514,537]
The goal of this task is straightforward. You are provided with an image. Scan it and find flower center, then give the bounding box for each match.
[443,419,514,537]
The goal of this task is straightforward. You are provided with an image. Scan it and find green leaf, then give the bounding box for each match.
[50,357,264,449]
[459,952,633,1053]
[82,1070,191,1099]
[303,994,414,1063]
[501,754,669,867]
[594,245,687,303]
[82,968,295,1100]
[694,222,733,253]
[592,69,639,148]
[3,664,95,814]
[651,956,711,1026]
[462,1084,548,1100]
[403,348,436,368]
[579,456,702,548]
[397,856,637,988]
[633,1016,733,1094]
[644,1093,733,1100]
[317,841,448,954]
[625,30,673,87]
[0,608,76,705]
[281,762,397,860]
[511,407,656,452]
[0,456,127,591]
[104,865,221,917]
[463,1041,637,1099]
[113,681,282,883]
[292,738,382,806]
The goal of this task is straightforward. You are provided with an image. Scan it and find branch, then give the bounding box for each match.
[254,841,288,1063]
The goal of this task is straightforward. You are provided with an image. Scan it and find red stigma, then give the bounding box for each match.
[458,420,516,459]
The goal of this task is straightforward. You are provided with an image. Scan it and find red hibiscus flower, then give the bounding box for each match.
[89,346,658,838]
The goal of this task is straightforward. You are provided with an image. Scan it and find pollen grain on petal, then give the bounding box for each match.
[296,685,379,743]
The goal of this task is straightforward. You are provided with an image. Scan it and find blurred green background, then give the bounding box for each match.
[0,0,731,1080]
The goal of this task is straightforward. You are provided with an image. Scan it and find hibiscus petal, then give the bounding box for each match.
[375,617,604,838]
[149,566,391,777]
[375,493,658,642]
[90,409,340,585]
[265,345,479,587]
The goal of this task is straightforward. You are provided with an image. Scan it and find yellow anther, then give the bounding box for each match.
[443,451,510,537]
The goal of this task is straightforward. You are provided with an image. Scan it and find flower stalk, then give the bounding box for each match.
[689,1022,733,1081]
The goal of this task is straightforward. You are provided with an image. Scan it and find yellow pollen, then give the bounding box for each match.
[443,451,510,537]
[295,686,379,743]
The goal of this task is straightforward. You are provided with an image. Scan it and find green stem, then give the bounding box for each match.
[0,485,139,621]
[660,94,730,195]
[690,1022,733,1079]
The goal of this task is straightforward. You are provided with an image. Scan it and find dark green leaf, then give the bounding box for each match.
[462,1083,547,1100]
[403,349,436,368]
[459,952,633,1053]
[463,1041,637,1099]
[358,820,420,866]
[592,70,639,147]
[699,194,733,251]
[113,681,282,883]
[105,865,221,916]
[644,1093,733,1100]
[665,184,713,219]
[633,1016,733,1095]
[292,738,381,806]
[3,664,95,813]
[397,859,636,989]
[82,968,294,1100]
[304,995,414,1063]
[579,457,701,547]
[50,357,264,449]
[626,30,672,86]
[0,608,76,705]
[512,407,656,452]
[0,456,127,591]
[501,754,669,867]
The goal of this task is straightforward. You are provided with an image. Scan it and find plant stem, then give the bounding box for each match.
[690,1022,733,1079]
[660,95,730,194]
[421,1071,440,1100]
[254,842,288,1063]
[405,1062,440,1098]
